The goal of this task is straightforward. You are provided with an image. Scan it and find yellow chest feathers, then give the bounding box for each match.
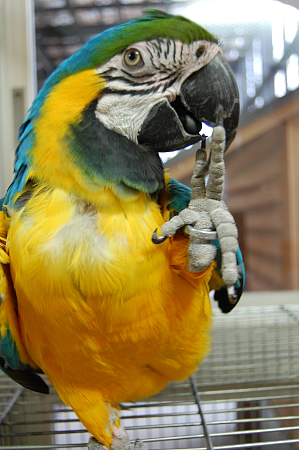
[7,186,169,306]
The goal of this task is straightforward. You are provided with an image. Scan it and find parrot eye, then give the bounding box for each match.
[124,48,143,67]
[196,45,205,57]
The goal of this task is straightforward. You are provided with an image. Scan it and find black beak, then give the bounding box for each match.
[137,54,239,153]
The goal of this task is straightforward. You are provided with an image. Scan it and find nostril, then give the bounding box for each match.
[170,97,202,135]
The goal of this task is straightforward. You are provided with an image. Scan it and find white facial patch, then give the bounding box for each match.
[95,39,221,143]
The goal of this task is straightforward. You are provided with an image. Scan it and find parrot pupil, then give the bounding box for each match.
[129,52,137,61]
[196,46,205,57]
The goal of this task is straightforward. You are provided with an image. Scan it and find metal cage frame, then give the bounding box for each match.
[1,294,299,449]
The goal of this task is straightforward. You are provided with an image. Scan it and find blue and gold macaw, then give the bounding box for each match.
[0,10,244,449]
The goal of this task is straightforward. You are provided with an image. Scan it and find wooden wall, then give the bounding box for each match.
[225,123,289,290]
[226,96,299,291]
[167,95,299,291]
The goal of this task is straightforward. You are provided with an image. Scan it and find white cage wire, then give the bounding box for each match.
[1,295,299,450]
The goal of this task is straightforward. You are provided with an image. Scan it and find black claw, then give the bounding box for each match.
[152,229,168,244]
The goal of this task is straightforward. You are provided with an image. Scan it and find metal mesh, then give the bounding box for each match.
[1,302,299,449]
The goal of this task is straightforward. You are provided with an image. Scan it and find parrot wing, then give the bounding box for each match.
[0,207,49,394]
[164,177,245,311]
[210,242,245,313]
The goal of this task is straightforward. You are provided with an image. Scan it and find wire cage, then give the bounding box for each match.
[1,297,299,450]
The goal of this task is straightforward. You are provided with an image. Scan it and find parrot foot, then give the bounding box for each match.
[88,436,107,450]
[87,426,147,450]
[152,106,239,295]
[111,425,147,450]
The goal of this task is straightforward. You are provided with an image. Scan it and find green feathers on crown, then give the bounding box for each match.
[95,9,218,67]
[38,9,218,91]
[113,9,218,48]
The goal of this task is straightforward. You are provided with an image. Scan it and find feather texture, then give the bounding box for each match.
[5,181,213,446]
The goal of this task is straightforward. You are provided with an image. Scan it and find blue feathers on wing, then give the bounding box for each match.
[167,178,191,213]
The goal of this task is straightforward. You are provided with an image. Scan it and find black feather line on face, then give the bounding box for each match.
[172,39,176,63]
[100,86,161,96]
[66,99,165,194]
[146,44,155,66]
[119,69,158,79]
[103,75,158,88]
[102,71,176,89]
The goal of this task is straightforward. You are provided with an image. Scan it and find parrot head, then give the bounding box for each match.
[96,20,239,153]
[5,9,239,206]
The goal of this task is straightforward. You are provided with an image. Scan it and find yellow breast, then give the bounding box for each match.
[7,184,212,412]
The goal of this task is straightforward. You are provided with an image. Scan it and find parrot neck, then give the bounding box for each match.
[65,98,165,195]
[26,98,165,205]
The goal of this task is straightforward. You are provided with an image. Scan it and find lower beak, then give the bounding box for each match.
[137,54,239,153]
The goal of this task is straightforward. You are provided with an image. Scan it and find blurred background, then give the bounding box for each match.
[0,0,298,293]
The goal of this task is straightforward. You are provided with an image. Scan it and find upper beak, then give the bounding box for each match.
[137,54,240,153]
